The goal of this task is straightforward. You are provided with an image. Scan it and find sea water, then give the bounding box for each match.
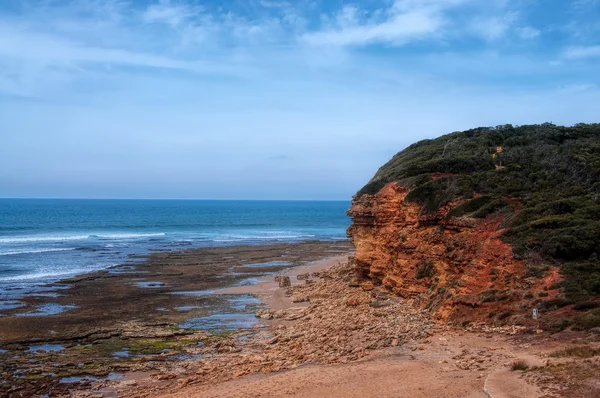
[0,199,350,292]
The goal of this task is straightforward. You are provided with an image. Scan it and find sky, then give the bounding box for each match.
[0,0,599,200]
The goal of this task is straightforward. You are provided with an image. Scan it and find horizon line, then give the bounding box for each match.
[0,197,351,202]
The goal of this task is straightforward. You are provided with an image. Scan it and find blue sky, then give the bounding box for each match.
[0,0,599,200]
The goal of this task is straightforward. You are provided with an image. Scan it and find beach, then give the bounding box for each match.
[0,239,597,397]
[0,241,351,396]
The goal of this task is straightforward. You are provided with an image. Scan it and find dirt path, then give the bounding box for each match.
[160,330,544,398]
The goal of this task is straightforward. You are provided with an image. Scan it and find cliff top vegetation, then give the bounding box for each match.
[357,123,600,317]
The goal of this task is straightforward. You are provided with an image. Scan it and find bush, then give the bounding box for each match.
[498,311,512,320]
[550,346,600,358]
[416,260,437,279]
[446,196,492,218]
[572,309,600,330]
[511,360,529,371]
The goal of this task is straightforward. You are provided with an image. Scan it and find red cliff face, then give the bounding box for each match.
[347,182,561,325]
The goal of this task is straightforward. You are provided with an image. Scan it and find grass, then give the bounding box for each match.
[511,360,529,371]
[550,345,600,358]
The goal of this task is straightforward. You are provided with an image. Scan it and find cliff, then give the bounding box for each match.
[348,123,600,331]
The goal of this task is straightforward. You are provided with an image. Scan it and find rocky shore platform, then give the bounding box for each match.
[0,241,351,396]
[1,240,598,397]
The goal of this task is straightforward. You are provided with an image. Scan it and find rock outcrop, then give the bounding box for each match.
[347,182,560,325]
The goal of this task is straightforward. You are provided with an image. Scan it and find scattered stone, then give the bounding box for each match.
[348,278,360,287]
[278,276,291,288]
[369,299,391,308]
[360,281,374,291]
[291,296,309,303]
[296,273,310,280]
[346,298,360,307]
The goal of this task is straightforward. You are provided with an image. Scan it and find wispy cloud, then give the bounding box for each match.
[564,45,600,59]
[142,0,201,27]
[0,0,599,199]
[300,3,449,47]
[517,26,540,40]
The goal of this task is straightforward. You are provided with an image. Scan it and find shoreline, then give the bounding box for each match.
[0,240,352,397]
[0,241,596,397]
[110,257,593,398]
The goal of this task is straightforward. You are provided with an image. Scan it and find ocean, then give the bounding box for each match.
[0,199,350,292]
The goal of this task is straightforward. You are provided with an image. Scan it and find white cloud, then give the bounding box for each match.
[564,45,600,59]
[142,0,201,27]
[300,1,465,47]
[302,9,443,46]
[0,23,194,70]
[469,12,518,41]
[517,26,540,39]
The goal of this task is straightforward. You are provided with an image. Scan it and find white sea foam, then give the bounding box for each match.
[0,235,89,243]
[0,248,77,256]
[92,233,166,239]
[213,233,315,242]
[0,232,166,244]
[0,268,91,282]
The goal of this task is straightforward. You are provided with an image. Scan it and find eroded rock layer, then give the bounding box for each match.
[347,182,560,325]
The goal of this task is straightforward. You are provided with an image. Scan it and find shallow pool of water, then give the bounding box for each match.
[16,303,77,317]
[180,313,258,331]
[170,290,214,296]
[112,349,130,358]
[60,372,122,383]
[134,281,167,288]
[28,344,65,353]
[0,300,26,311]
[175,305,203,311]
[241,260,291,268]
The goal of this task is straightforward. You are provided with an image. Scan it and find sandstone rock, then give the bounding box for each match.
[278,276,291,288]
[291,296,309,303]
[346,298,360,307]
[347,182,534,324]
[296,273,310,280]
[360,281,374,291]
[369,299,391,308]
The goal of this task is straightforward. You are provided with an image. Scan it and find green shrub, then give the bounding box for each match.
[416,260,437,279]
[498,311,512,320]
[447,196,492,218]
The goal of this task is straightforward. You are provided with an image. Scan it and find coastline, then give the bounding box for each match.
[110,257,595,398]
[1,240,596,397]
[0,240,351,396]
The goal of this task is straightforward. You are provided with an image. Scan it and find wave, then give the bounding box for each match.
[212,233,316,242]
[0,268,92,282]
[0,235,90,244]
[90,233,166,239]
[0,232,166,244]
[0,248,77,256]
